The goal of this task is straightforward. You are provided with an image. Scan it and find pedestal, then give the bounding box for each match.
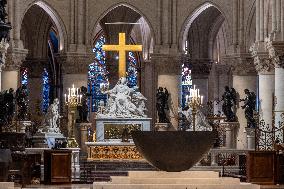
[19,121,31,133]
[220,122,239,149]
[155,123,170,131]
[76,122,92,155]
[32,132,66,148]
[244,127,255,150]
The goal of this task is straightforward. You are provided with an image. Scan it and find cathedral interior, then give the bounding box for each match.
[0,0,284,188]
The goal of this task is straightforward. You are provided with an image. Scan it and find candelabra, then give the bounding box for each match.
[186,85,203,131]
[64,84,82,148]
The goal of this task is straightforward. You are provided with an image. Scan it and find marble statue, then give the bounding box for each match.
[40,98,61,133]
[240,89,256,128]
[178,106,212,131]
[16,84,29,121]
[77,86,90,122]
[156,87,170,123]
[98,77,147,118]
[221,86,237,122]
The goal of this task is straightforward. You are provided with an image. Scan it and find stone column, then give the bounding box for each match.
[265,40,284,142]
[152,53,181,130]
[250,43,275,129]
[229,57,257,149]
[2,49,28,90]
[220,122,239,149]
[75,122,92,156]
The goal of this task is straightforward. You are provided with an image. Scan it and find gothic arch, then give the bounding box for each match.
[178,2,231,52]
[90,2,155,47]
[20,0,67,52]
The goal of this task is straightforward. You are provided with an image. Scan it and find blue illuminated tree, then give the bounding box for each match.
[42,68,50,113]
[88,35,109,112]
[127,51,138,88]
[181,64,192,108]
[21,67,28,86]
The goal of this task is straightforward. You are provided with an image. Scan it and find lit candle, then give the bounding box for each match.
[68,88,71,96]
[201,96,203,104]
[197,89,199,97]
[65,94,67,102]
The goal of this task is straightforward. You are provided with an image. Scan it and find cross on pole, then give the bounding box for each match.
[102,33,142,78]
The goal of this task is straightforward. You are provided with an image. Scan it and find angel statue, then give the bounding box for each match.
[221,86,237,122]
[240,89,256,128]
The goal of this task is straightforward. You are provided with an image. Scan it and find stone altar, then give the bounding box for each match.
[95,117,151,142]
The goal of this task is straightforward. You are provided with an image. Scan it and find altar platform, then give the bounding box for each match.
[93,171,260,189]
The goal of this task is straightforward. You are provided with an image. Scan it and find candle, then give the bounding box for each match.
[65,94,67,102]
[68,88,71,96]
[201,96,203,104]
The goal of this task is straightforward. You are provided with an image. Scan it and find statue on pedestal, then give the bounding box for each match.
[77,86,90,122]
[40,98,61,133]
[240,89,256,128]
[221,86,237,122]
[16,84,29,121]
[156,87,170,123]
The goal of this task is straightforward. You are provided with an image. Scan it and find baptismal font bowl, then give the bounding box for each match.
[131,131,217,172]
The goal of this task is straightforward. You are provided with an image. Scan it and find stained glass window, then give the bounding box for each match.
[127,51,138,88]
[42,68,50,113]
[181,64,192,108]
[21,67,28,86]
[88,35,109,112]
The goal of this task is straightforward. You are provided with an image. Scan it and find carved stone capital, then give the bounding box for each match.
[191,59,213,76]
[249,42,274,74]
[4,48,28,71]
[265,37,284,69]
[56,52,95,74]
[221,55,257,76]
[215,64,231,75]
[151,53,181,75]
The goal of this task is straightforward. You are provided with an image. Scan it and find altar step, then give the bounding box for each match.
[80,160,157,182]
[93,171,259,189]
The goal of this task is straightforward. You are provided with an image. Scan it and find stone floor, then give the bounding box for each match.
[14,184,284,189]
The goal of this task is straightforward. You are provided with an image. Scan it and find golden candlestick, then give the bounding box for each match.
[64,84,81,148]
[186,85,203,131]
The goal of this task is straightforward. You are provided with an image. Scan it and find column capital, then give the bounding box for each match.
[56,52,94,74]
[151,53,181,75]
[4,48,28,71]
[190,59,213,77]
[265,37,284,68]
[214,64,231,75]
[250,42,274,74]
[221,55,257,76]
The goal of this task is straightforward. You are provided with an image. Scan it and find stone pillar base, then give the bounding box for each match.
[220,122,239,149]
[19,120,31,133]
[155,123,170,131]
[244,127,255,150]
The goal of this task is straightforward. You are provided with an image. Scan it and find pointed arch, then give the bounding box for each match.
[178,2,231,52]
[21,0,67,51]
[90,2,155,48]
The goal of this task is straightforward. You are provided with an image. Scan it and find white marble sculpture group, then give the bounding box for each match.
[39,98,62,133]
[97,77,147,118]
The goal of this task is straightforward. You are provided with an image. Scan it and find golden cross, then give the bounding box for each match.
[102,33,142,78]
